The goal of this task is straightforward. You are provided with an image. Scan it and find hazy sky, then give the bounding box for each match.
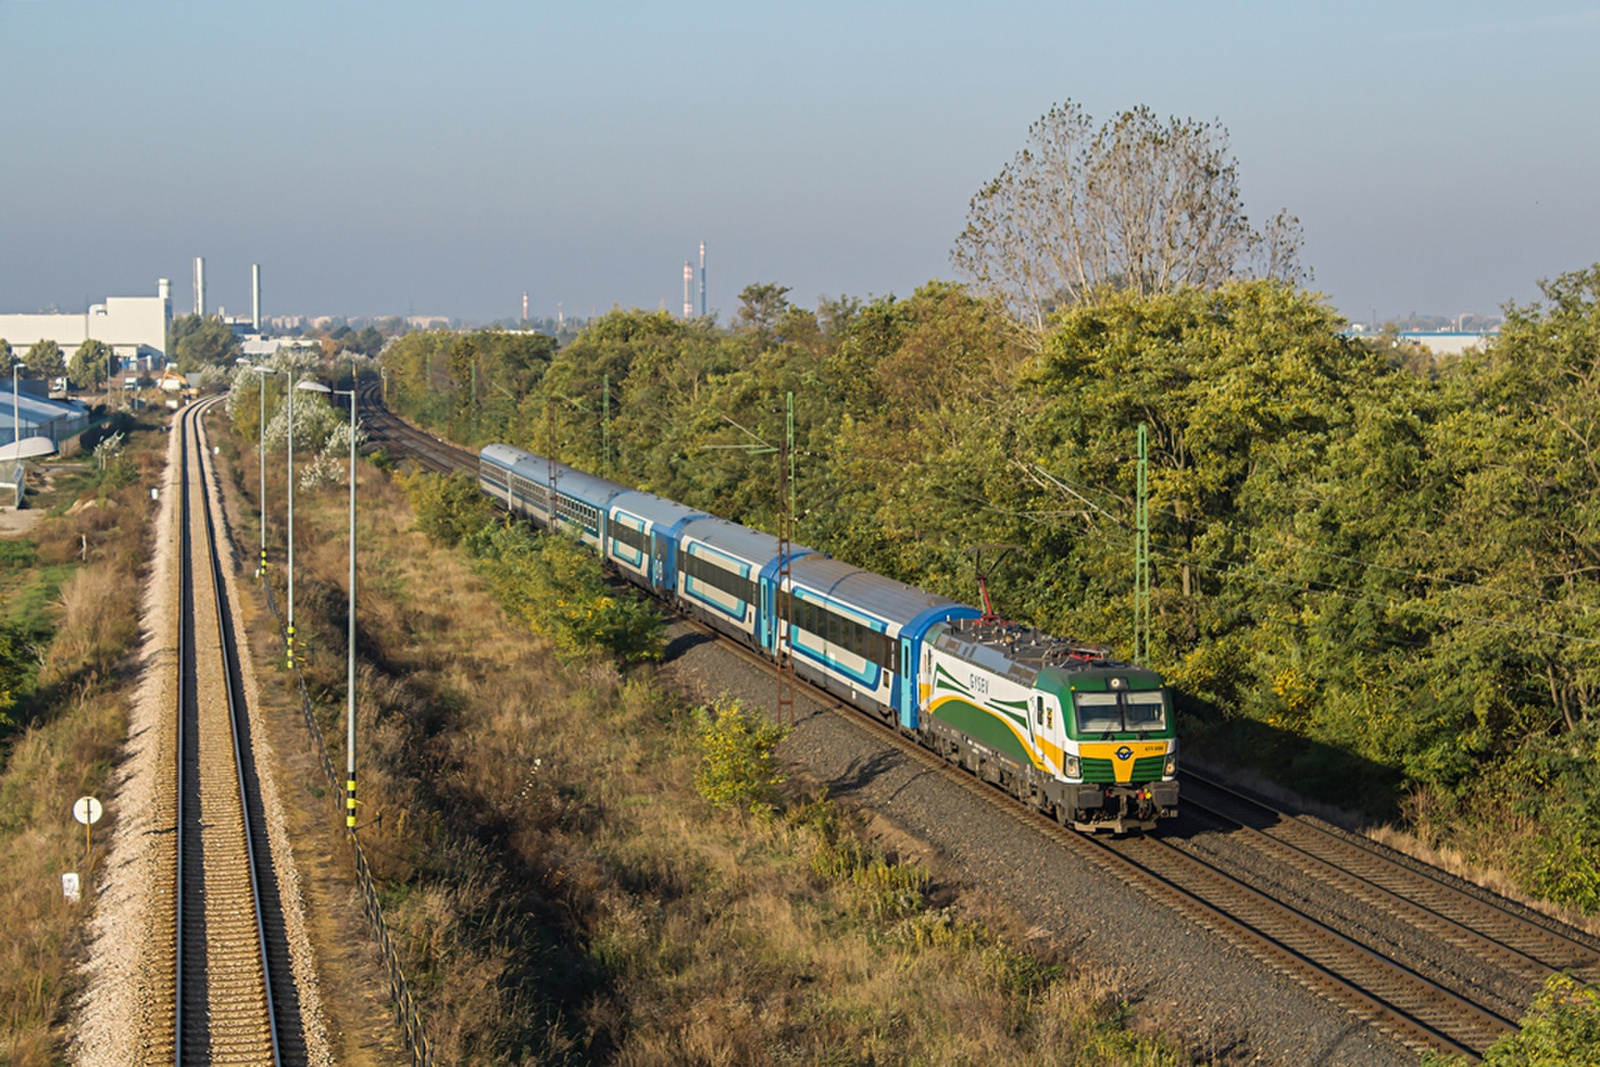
[3,1,1597,326]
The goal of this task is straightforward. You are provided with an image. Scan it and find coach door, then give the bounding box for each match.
[896,637,915,727]
[759,576,776,653]
[651,534,670,593]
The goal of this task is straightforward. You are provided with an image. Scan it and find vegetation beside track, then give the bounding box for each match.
[0,413,163,1065]
[247,434,1185,1062]
[375,268,1600,931]
[1425,972,1600,1067]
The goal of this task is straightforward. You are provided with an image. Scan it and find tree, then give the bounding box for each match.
[169,313,241,372]
[735,283,792,337]
[69,339,112,392]
[0,339,11,372]
[351,325,384,357]
[952,100,1307,337]
[23,339,65,378]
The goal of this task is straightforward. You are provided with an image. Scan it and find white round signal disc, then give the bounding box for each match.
[72,796,103,826]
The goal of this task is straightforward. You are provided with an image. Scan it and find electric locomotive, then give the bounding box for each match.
[920,618,1177,832]
[476,442,1179,832]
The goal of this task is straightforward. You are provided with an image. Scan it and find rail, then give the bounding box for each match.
[356,387,1572,1061]
[175,398,282,1063]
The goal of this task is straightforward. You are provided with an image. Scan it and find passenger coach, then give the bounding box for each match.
[477,441,1179,832]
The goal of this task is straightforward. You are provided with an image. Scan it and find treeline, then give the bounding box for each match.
[381,269,1600,915]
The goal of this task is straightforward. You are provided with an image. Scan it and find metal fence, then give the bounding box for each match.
[262,579,434,1066]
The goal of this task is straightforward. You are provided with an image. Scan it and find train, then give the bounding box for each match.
[477,442,1179,833]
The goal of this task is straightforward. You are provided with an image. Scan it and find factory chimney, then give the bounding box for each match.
[251,264,261,331]
[194,257,206,317]
[699,241,706,318]
[683,262,693,319]
[522,290,529,323]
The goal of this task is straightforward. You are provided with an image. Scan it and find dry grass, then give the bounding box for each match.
[38,564,140,691]
[1367,789,1600,939]
[263,450,1186,1065]
[0,424,161,1064]
[0,690,125,1063]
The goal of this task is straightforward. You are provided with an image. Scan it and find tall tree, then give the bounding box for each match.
[169,313,242,372]
[69,338,112,391]
[23,339,65,378]
[735,283,793,338]
[952,100,1307,338]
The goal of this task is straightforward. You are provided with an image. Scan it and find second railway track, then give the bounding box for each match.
[363,392,1600,1062]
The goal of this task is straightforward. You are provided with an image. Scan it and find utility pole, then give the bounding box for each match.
[1134,423,1151,663]
[777,390,795,727]
[703,391,797,725]
[602,373,611,477]
[546,401,558,532]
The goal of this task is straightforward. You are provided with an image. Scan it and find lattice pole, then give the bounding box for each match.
[777,391,796,726]
[1135,422,1151,663]
[546,402,559,532]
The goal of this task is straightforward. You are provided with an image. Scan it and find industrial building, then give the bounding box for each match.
[0,279,173,369]
[1,379,89,451]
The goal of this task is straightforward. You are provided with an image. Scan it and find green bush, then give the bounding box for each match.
[96,454,140,495]
[471,524,663,663]
[1426,973,1600,1066]
[0,621,33,729]
[693,697,787,816]
[398,469,492,548]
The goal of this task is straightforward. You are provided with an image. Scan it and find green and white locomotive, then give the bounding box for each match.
[920,618,1178,833]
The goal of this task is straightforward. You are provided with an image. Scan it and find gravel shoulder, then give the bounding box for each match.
[72,407,389,1065]
[656,620,1420,1066]
[210,431,410,1065]
[73,416,182,1065]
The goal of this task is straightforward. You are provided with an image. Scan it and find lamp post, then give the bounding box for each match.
[287,376,296,668]
[288,374,323,669]
[250,366,279,576]
[298,367,359,830]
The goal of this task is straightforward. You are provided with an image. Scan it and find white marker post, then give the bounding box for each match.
[72,795,103,869]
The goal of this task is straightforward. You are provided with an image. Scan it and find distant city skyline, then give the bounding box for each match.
[3,2,1596,328]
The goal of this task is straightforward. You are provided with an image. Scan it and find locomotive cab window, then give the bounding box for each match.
[1074,692,1122,734]
[1073,691,1168,734]
[1124,692,1167,732]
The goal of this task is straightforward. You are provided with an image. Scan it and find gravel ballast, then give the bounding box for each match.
[74,410,336,1066]
[657,618,1419,1066]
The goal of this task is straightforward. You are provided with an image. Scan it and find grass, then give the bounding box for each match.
[0,413,165,1065]
[251,427,1188,1065]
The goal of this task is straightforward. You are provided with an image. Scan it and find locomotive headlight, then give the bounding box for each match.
[1064,754,1081,778]
[1163,741,1179,778]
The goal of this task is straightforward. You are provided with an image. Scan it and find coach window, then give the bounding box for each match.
[1034,695,1045,726]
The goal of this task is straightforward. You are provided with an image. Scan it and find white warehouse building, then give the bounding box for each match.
[0,279,172,368]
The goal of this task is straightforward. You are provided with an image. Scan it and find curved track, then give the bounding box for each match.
[361,392,1600,1062]
[356,382,475,474]
[159,399,285,1063]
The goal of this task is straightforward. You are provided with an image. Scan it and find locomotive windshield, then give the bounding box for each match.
[1073,690,1168,735]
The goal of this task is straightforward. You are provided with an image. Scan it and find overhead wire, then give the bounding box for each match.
[943,461,1600,649]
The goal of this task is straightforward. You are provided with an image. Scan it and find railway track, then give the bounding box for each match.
[154,398,289,1063]
[1179,770,1600,991]
[361,392,1600,1062]
[356,382,475,474]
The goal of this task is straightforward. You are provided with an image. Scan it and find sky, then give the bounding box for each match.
[2,1,1597,327]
